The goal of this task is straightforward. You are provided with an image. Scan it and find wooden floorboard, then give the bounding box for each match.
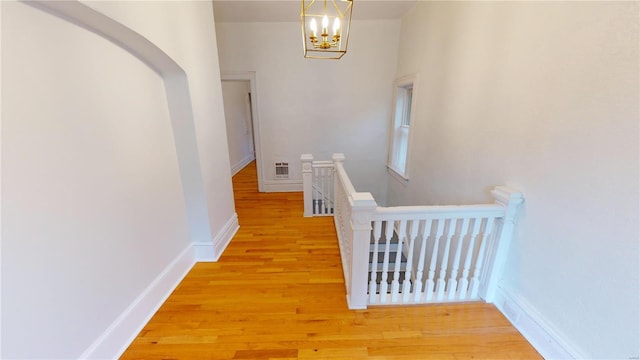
[120,161,541,359]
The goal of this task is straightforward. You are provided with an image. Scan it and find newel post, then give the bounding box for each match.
[332,153,345,170]
[481,186,525,303]
[301,154,314,217]
[348,192,377,310]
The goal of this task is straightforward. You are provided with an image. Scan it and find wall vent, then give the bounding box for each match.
[275,162,289,179]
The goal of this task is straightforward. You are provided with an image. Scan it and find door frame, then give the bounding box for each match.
[221,71,264,192]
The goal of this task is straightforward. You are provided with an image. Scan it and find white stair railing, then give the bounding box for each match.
[332,154,377,309]
[301,154,335,217]
[369,204,504,305]
[301,153,524,309]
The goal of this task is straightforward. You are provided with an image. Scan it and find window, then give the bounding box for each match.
[387,75,417,181]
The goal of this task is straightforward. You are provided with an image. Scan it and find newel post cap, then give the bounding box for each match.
[491,186,524,224]
[350,192,377,230]
[351,192,377,209]
[301,154,314,173]
[332,153,345,162]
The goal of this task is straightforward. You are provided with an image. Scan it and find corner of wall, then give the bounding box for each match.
[493,284,587,359]
[194,213,239,262]
[231,155,255,176]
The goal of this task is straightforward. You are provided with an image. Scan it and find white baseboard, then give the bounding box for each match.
[213,213,239,260]
[79,245,196,359]
[80,214,239,359]
[262,180,302,192]
[493,285,586,359]
[193,241,216,261]
[231,155,255,176]
[345,295,367,310]
[193,213,239,262]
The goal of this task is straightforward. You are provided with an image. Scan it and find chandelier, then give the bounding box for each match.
[300,0,353,59]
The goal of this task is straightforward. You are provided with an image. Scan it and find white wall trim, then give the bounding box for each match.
[213,213,239,261]
[493,285,587,359]
[231,154,255,176]
[79,245,196,360]
[194,213,239,262]
[262,180,303,192]
[386,165,410,186]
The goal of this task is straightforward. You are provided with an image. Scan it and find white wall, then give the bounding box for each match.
[222,80,255,174]
[388,2,639,358]
[215,20,401,203]
[85,0,237,257]
[1,1,235,358]
[1,2,190,358]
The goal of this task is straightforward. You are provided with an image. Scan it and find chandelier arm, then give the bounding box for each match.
[331,0,351,18]
[303,0,317,13]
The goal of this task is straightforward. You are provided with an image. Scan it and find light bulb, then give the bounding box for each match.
[322,15,329,34]
[333,18,340,36]
[310,18,317,37]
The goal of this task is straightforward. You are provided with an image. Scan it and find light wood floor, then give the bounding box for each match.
[121,162,541,359]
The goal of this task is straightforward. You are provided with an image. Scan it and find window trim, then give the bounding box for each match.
[387,74,418,183]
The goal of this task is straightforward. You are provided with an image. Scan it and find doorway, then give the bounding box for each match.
[221,72,263,192]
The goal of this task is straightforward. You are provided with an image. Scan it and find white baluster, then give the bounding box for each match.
[436,219,456,301]
[324,167,330,214]
[301,154,314,217]
[320,168,325,213]
[313,166,319,215]
[369,220,383,303]
[320,167,326,214]
[328,168,333,213]
[379,220,395,303]
[316,167,322,214]
[413,220,431,302]
[402,220,419,303]
[331,170,335,213]
[458,218,482,300]
[332,154,345,216]
[335,184,341,216]
[470,218,495,298]
[425,219,445,301]
[391,220,406,302]
[447,218,470,300]
[336,193,342,237]
[335,182,343,239]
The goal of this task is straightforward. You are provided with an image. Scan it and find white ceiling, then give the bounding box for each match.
[213,0,417,23]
